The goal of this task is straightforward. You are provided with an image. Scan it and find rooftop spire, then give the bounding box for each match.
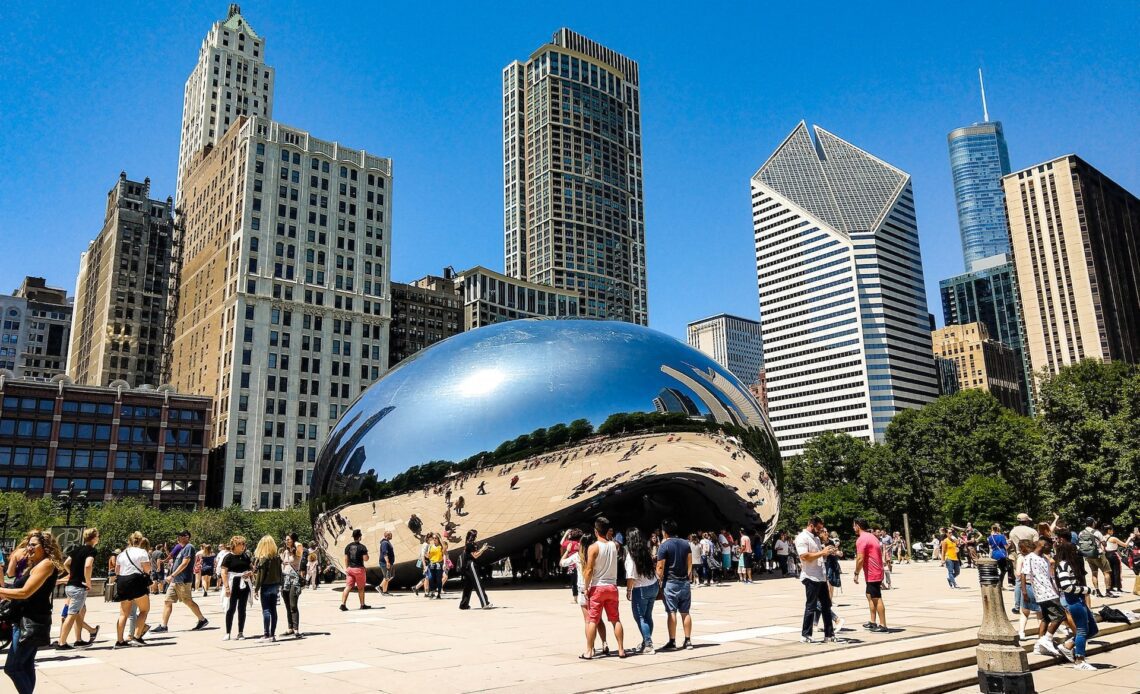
[978,68,989,123]
[228,4,241,19]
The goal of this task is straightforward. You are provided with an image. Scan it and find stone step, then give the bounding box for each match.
[844,611,1140,694]
[615,599,1140,694]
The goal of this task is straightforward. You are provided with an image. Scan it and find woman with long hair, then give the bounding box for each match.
[220,536,252,640]
[0,530,63,694]
[1014,539,1040,640]
[112,531,152,649]
[280,532,303,638]
[426,533,445,599]
[559,532,608,654]
[253,535,283,641]
[1055,536,1097,670]
[199,544,216,597]
[458,528,492,610]
[623,528,658,654]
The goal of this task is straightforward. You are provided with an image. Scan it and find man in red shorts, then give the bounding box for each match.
[339,529,372,611]
[581,516,625,659]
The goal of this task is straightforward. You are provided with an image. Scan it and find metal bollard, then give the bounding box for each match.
[976,558,1034,693]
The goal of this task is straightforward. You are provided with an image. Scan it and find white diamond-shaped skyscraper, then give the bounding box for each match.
[752,123,938,456]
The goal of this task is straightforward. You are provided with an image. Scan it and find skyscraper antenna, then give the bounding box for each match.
[978,68,989,123]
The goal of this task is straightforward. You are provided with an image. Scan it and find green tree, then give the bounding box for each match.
[938,474,1019,529]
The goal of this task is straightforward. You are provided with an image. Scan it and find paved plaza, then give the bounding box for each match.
[9,559,1140,694]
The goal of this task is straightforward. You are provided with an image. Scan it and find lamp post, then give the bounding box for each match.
[56,483,88,527]
[975,557,1034,693]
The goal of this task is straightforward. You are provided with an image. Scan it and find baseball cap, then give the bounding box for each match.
[1016,513,1032,522]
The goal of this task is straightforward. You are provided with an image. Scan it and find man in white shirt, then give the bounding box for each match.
[795,516,839,643]
[774,533,790,576]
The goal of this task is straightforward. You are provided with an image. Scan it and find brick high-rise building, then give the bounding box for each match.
[68,173,175,387]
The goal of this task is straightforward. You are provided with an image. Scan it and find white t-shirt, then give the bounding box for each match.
[794,530,825,582]
[624,552,657,589]
[688,541,701,561]
[774,539,789,556]
[116,547,149,576]
[1023,552,1058,602]
[590,540,618,587]
[699,538,712,558]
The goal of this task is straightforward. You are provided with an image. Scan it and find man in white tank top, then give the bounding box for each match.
[582,516,625,658]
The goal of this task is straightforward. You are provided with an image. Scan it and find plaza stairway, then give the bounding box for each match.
[606,599,1140,694]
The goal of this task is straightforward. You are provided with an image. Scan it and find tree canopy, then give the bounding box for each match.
[779,359,1140,538]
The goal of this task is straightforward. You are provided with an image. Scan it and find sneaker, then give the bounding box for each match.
[823,637,844,644]
[1010,608,1020,615]
[55,643,73,650]
[236,633,245,640]
[339,604,348,612]
[193,618,209,631]
[1057,644,1074,663]
[482,603,494,609]
[114,640,131,649]
[1038,638,1060,656]
[1073,661,1096,671]
[862,622,878,631]
[360,604,372,610]
[682,638,693,650]
[222,634,231,641]
[799,636,814,644]
[661,640,677,650]
[151,625,169,633]
[74,639,91,647]
[1018,631,1026,641]
[834,616,846,632]
[643,643,655,655]
[871,624,889,633]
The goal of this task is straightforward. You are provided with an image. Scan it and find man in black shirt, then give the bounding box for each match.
[59,528,100,648]
[340,529,372,611]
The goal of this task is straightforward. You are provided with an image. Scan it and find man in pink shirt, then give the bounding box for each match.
[853,518,888,632]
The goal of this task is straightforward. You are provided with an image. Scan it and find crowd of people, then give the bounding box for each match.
[0,525,316,694]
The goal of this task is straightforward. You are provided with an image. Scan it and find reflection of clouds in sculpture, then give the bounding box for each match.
[310,320,781,583]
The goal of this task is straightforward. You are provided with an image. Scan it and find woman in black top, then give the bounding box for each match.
[220,535,253,640]
[0,529,64,694]
[458,529,492,610]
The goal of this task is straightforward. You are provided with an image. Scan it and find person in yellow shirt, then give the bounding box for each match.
[941,529,961,589]
[426,534,445,599]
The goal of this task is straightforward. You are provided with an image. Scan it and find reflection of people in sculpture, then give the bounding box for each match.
[510,475,520,490]
[477,481,487,495]
[455,496,466,516]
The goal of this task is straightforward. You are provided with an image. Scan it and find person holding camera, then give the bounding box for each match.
[796,516,839,643]
[459,529,493,610]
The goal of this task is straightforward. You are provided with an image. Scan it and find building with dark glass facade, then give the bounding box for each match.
[0,377,211,509]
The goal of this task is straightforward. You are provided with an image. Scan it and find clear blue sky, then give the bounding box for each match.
[0,2,1136,341]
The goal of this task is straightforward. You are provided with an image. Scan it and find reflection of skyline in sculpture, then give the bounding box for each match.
[653,388,701,417]
[310,320,780,585]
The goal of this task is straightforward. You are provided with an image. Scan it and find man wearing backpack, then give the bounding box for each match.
[1078,518,1113,598]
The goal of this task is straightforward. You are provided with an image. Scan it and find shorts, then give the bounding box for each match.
[201,568,215,577]
[150,571,165,582]
[380,564,394,580]
[586,584,619,623]
[345,566,367,590]
[865,581,882,599]
[742,552,753,569]
[1038,598,1067,624]
[663,578,692,614]
[165,582,195,604]
[1086,556,1110,573]
[65,585,88,614]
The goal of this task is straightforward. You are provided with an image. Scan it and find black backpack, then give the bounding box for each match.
[1077,530,1100,558]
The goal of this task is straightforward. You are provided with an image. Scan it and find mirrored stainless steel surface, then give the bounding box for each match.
[311,319,780,583]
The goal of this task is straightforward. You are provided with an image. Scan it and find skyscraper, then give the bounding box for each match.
[171,116,392,510]
[1003,155,1140,378]
[752,123,938,456]
[68,173,175,387]
[175,4,274,204]
[947,71,1012,270]
[686,314,764,387]
[503,29,647,324]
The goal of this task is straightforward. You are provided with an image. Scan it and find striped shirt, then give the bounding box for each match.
[1056,560,1090,596]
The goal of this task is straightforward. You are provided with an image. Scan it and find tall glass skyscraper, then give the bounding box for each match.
[947,121,1011,269]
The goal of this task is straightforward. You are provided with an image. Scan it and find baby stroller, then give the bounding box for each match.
[911,541,931,562]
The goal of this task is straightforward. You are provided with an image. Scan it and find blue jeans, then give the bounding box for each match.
[945,560,960,586]
[4,626,39,694]
[1064,594,1099,658]
[260,584,280,636]
[630,582,657,647]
